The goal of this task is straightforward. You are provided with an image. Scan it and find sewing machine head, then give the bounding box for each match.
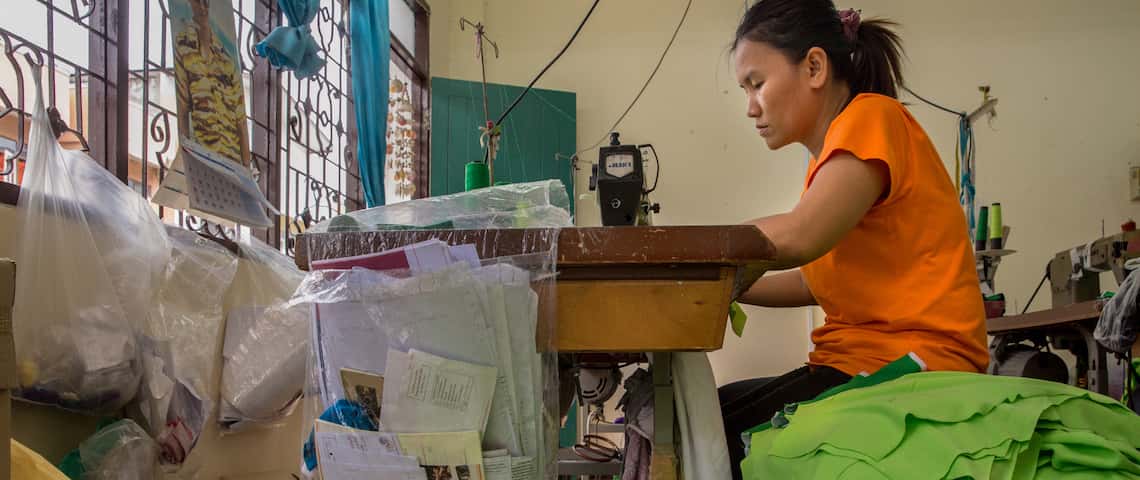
[1049,226,1138,308]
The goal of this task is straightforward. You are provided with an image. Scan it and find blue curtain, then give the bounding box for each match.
[256,0,326,79]
[350,0,390,207]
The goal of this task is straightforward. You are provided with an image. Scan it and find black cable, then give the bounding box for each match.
[901,85,964,118]
[639,144,661,194]
[495,0,600,126]
[1021,264,1051,315]
[574,0,693,157]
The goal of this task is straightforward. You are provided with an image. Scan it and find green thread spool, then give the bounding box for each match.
[975,206,989,251]
[465,162,490,191]
[988,203,1003,250]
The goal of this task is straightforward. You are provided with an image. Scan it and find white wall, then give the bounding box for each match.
[426,0,1140,384]
[860,0,1140,310]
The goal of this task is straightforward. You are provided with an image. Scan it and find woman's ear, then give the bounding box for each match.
[804,47,829,89]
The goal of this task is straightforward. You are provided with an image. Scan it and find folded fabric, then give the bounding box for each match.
[741,359,1140,480]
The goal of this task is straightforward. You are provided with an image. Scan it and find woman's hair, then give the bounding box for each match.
[734,0,904,98]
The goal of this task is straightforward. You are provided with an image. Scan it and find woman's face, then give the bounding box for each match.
[733,40,818,150]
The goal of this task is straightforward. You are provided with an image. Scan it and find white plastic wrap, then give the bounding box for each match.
[139,226,238,467]
[77,419,160,480]
[219,236,307,430]
[306,179,573,233]
[12,63,170,414]
[291,239,561,480]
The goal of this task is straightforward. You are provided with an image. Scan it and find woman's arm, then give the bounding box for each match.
[748,152,889,270]
[738,269,817,307]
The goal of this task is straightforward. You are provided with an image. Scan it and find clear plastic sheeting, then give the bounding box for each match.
[306,179,573,233]
[290,230,560,480]
[77,419,160,480]
[138,226,239,468]
[12,64,170,414]
[219,236,308,430]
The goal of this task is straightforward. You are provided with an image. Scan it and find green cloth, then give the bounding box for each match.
[730,302,748,337]
[741,362,1140,479]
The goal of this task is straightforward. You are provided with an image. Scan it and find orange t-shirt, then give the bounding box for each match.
[801,93,989,376]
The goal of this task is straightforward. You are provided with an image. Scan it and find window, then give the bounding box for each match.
[386,0,429,204]
[0,0,431,252]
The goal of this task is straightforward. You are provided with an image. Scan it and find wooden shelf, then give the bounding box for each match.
[986,300,1103,334]
[975,249,1016,260]
[297,225,779,353]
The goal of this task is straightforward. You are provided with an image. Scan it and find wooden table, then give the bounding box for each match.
[987,300,1115,395]
[297,225,778,480]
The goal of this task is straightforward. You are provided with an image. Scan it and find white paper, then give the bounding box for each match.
[450,244,482,268]
[381,349,497,434]
[321,463,428,480]
[483,454,511,480]
[398,431,486,480]
[181,140,278,228]
[475,275,523,455]
[312,302,393,404]
[510,457,536,480]
[314,431,413,467]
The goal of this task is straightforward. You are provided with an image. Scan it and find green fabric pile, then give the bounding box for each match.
[742,356,1140,479]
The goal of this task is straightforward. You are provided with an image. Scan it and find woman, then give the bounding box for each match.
[721,0,988,477]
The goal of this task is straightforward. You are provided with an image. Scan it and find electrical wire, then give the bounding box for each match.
[572,0,693,158]
[901,85,964,117]
[639,144,661,194]
[1021,265,1051,315]
[495,0,600,127]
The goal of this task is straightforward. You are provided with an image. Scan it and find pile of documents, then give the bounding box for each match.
[299,239,555,480]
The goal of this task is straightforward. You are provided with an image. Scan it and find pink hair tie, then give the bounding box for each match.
[839,8,861,42]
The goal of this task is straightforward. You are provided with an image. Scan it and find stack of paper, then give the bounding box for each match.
[398,431,486,480]
[313,421,425,479]
[483,450,537,480]
[305,243,552,479]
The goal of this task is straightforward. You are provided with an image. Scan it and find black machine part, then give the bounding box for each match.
[588,132,660,226]
[989,343,1069,384]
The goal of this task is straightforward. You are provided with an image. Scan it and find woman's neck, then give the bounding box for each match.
[804,83,854,159]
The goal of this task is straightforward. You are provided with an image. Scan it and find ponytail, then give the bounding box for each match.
[734,0,906,98]
[849,19,904,98]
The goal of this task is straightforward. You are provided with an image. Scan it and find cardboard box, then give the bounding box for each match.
[1,258,15,479]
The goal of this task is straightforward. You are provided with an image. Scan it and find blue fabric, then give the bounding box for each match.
[350,0,390,207]
[256,0,326,79]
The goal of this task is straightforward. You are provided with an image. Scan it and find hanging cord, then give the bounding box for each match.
[568,0,693,161]
[639,144,661,194]
[494,0,601,127]
[1021,263,1051,315]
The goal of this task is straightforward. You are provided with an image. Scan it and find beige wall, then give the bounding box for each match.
[426,0,1140,383]
[428,0,842,384]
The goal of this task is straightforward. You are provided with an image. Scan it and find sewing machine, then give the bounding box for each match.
[589,132,660,226]
[1048,227,1139,308]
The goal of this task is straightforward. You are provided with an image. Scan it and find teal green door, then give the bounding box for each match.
[430,77,576,209]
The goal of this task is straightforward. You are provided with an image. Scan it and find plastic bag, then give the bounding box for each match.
[77,419,160,480]
[291,233,561,480]
[218,236,307,430]
[138,226,238,467]
[12,63,170,414]
[306,179,573,233]
[1096,269,1140,355]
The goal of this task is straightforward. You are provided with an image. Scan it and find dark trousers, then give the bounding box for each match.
[719,365,851,480]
